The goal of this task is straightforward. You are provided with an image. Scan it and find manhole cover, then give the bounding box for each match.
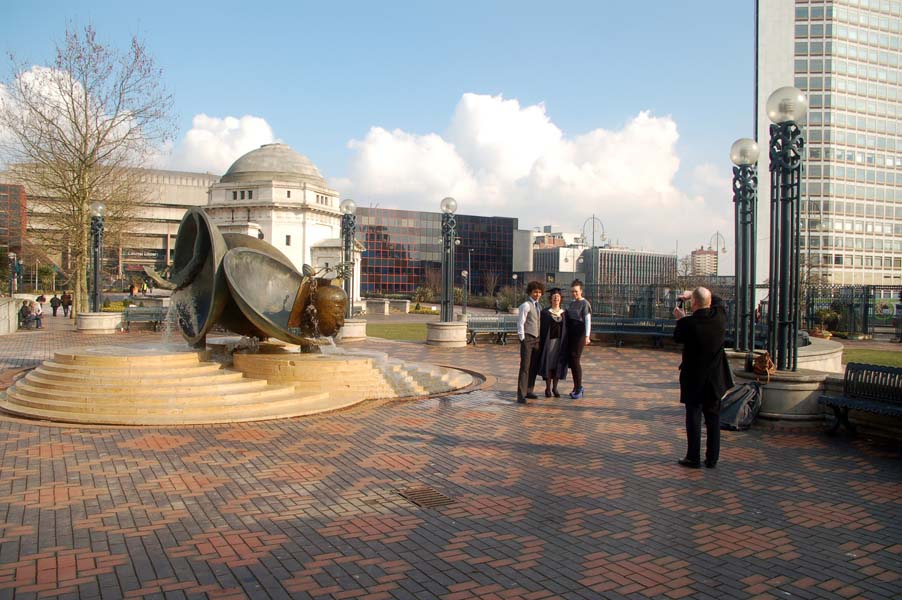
[396,485,454,508]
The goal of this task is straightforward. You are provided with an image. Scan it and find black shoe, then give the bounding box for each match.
[544,390,552,398]
[678,458,701,469]
[704,460,717,469]
[516,397,527,404]
[552,389,560,398]
[526,393,538,399]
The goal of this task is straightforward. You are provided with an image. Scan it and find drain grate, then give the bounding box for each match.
[396,485,455,508]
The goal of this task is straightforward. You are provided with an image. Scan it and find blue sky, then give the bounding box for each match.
[2,0,757,256]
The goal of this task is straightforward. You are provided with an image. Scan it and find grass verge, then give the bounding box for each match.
[842,348,902,368]
[366,323,427,341]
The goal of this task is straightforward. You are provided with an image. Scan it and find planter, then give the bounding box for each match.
[76,312,124,334]
[426,321,467,347]
[809,329,832,340]
[338,318,367,343]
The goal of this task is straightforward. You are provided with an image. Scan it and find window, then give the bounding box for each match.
[287,190,291,198]
[240,191,245,200]
[286,235,291,246]
[248,190,253,200]
[232,191,237,200]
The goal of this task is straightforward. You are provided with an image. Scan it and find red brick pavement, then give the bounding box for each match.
[0,322,900,598]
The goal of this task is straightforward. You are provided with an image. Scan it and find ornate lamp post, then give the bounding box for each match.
[730,138,759,353]
[90,201,106,312]
[766,86,807,371]
[512,273,518,295]
[439,197,457,322]
[339,198,357,319]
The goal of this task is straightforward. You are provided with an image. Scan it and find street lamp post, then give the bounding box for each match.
[512,273,518,295]
[708,232,727,276]
[766,86,807,372]
[461,270,469,314]
[8,252,16,296]
[439,197,457,322]
[467,248,473,301]
[340,198,357,319]
[730,138,759,353]
[90,201,106,312]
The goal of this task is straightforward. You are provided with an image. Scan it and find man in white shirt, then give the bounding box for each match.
[516,281,545,404]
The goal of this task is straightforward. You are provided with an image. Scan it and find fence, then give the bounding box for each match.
[583,283,901,339]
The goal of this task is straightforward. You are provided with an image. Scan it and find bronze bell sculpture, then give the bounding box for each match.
[159,207,348,350]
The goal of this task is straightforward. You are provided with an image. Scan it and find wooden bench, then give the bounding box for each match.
[594,317,674,348]
[466,315,518,345]
[124,306,167,332]
[818,363,902,434]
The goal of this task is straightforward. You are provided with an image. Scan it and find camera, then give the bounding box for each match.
[677,299,684,309]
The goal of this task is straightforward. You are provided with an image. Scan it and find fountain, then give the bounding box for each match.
[0,209,473,425]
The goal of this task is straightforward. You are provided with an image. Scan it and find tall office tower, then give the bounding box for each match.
[756,0,902,286]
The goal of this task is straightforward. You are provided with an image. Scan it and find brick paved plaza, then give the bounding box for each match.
[0,316,900,599]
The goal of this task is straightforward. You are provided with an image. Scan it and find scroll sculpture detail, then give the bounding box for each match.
[150,208,347,350]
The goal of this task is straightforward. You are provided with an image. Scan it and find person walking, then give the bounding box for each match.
[894,291,902,343]
[538,288,568,398]
[565,279,591,399]
[61,291,72,317]
[672,287,729,469]
[516,281,545,404]
[49,294,61,317]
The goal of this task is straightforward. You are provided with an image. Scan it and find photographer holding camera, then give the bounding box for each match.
[672,287,729,469]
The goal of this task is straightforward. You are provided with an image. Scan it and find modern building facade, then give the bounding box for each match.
[690,246,719,276]
[757,0,902,286]
[532,246,588,286]
[356,207,518,296]
[583,246,677,287]
[0,184,27,255]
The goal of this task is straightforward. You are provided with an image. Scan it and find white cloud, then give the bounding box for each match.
[337,93,734,255]
[165,114,275,173]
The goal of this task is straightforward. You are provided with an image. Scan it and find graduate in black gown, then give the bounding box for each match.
[538,288,568,397]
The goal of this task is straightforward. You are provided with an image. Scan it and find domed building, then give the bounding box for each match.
[206,143,361,304]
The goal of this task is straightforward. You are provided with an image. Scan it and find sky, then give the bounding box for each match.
[1,0,757,267]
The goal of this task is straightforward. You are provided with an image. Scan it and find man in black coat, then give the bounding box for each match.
[673,287,729,468]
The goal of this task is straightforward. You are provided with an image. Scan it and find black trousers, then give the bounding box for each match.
[685,403,720,464]
[517,335,541,400]
[567,332,586,390]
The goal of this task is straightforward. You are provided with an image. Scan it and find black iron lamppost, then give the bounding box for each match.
[730,138,759,353]
[339,198,357,319]
[439,197,457,322]
[766,86,807,372]
[90,201,106,312]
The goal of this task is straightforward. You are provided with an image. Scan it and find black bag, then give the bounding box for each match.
[719,382,761,431]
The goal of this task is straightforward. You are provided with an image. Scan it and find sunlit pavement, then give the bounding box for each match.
[0,317,899,599]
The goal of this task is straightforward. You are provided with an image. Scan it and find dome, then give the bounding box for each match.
[221,143,326,186]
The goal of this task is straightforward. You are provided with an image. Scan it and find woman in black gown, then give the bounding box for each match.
[538,288,568,397]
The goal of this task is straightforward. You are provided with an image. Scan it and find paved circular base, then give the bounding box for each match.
[735,368,829,424]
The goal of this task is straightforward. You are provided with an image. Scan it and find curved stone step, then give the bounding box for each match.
[39,360,224,377]
[52,347,207,367]
[15,377,269,398]
[25,369,248,389]
[0,390,335,425]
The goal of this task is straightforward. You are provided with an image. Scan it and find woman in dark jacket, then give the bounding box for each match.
[538,288,568,397]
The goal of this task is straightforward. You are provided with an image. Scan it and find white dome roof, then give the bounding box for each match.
[221,143,326,186]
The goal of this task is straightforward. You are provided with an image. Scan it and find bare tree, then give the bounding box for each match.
[481,269,500,297]
[0,26,174,314]
[676,255,692,277]
[423,265,442,296]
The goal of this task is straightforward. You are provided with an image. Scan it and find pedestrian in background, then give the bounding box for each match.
[49,293,61,317]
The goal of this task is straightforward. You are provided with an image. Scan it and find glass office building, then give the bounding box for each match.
[757,0,902,286]
[356,207,517,295]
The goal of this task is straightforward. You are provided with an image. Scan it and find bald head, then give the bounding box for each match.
[692,287,712,309]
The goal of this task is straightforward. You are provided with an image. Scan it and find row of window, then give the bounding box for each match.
[796,22,901,50]
[804,252,902,268]
[796,39,900,70]
[795,75,901,103]
[808,108,901,134]
[796,59,901,88]
[802,235,902,251]
[807,163,902,183]
[803,179,902,201]
[806,126,901,152]
[796,3,902,25]
[231,189,254,200]
[808,145,902,166]
[315,194,330,206]
[804,198,902,217]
